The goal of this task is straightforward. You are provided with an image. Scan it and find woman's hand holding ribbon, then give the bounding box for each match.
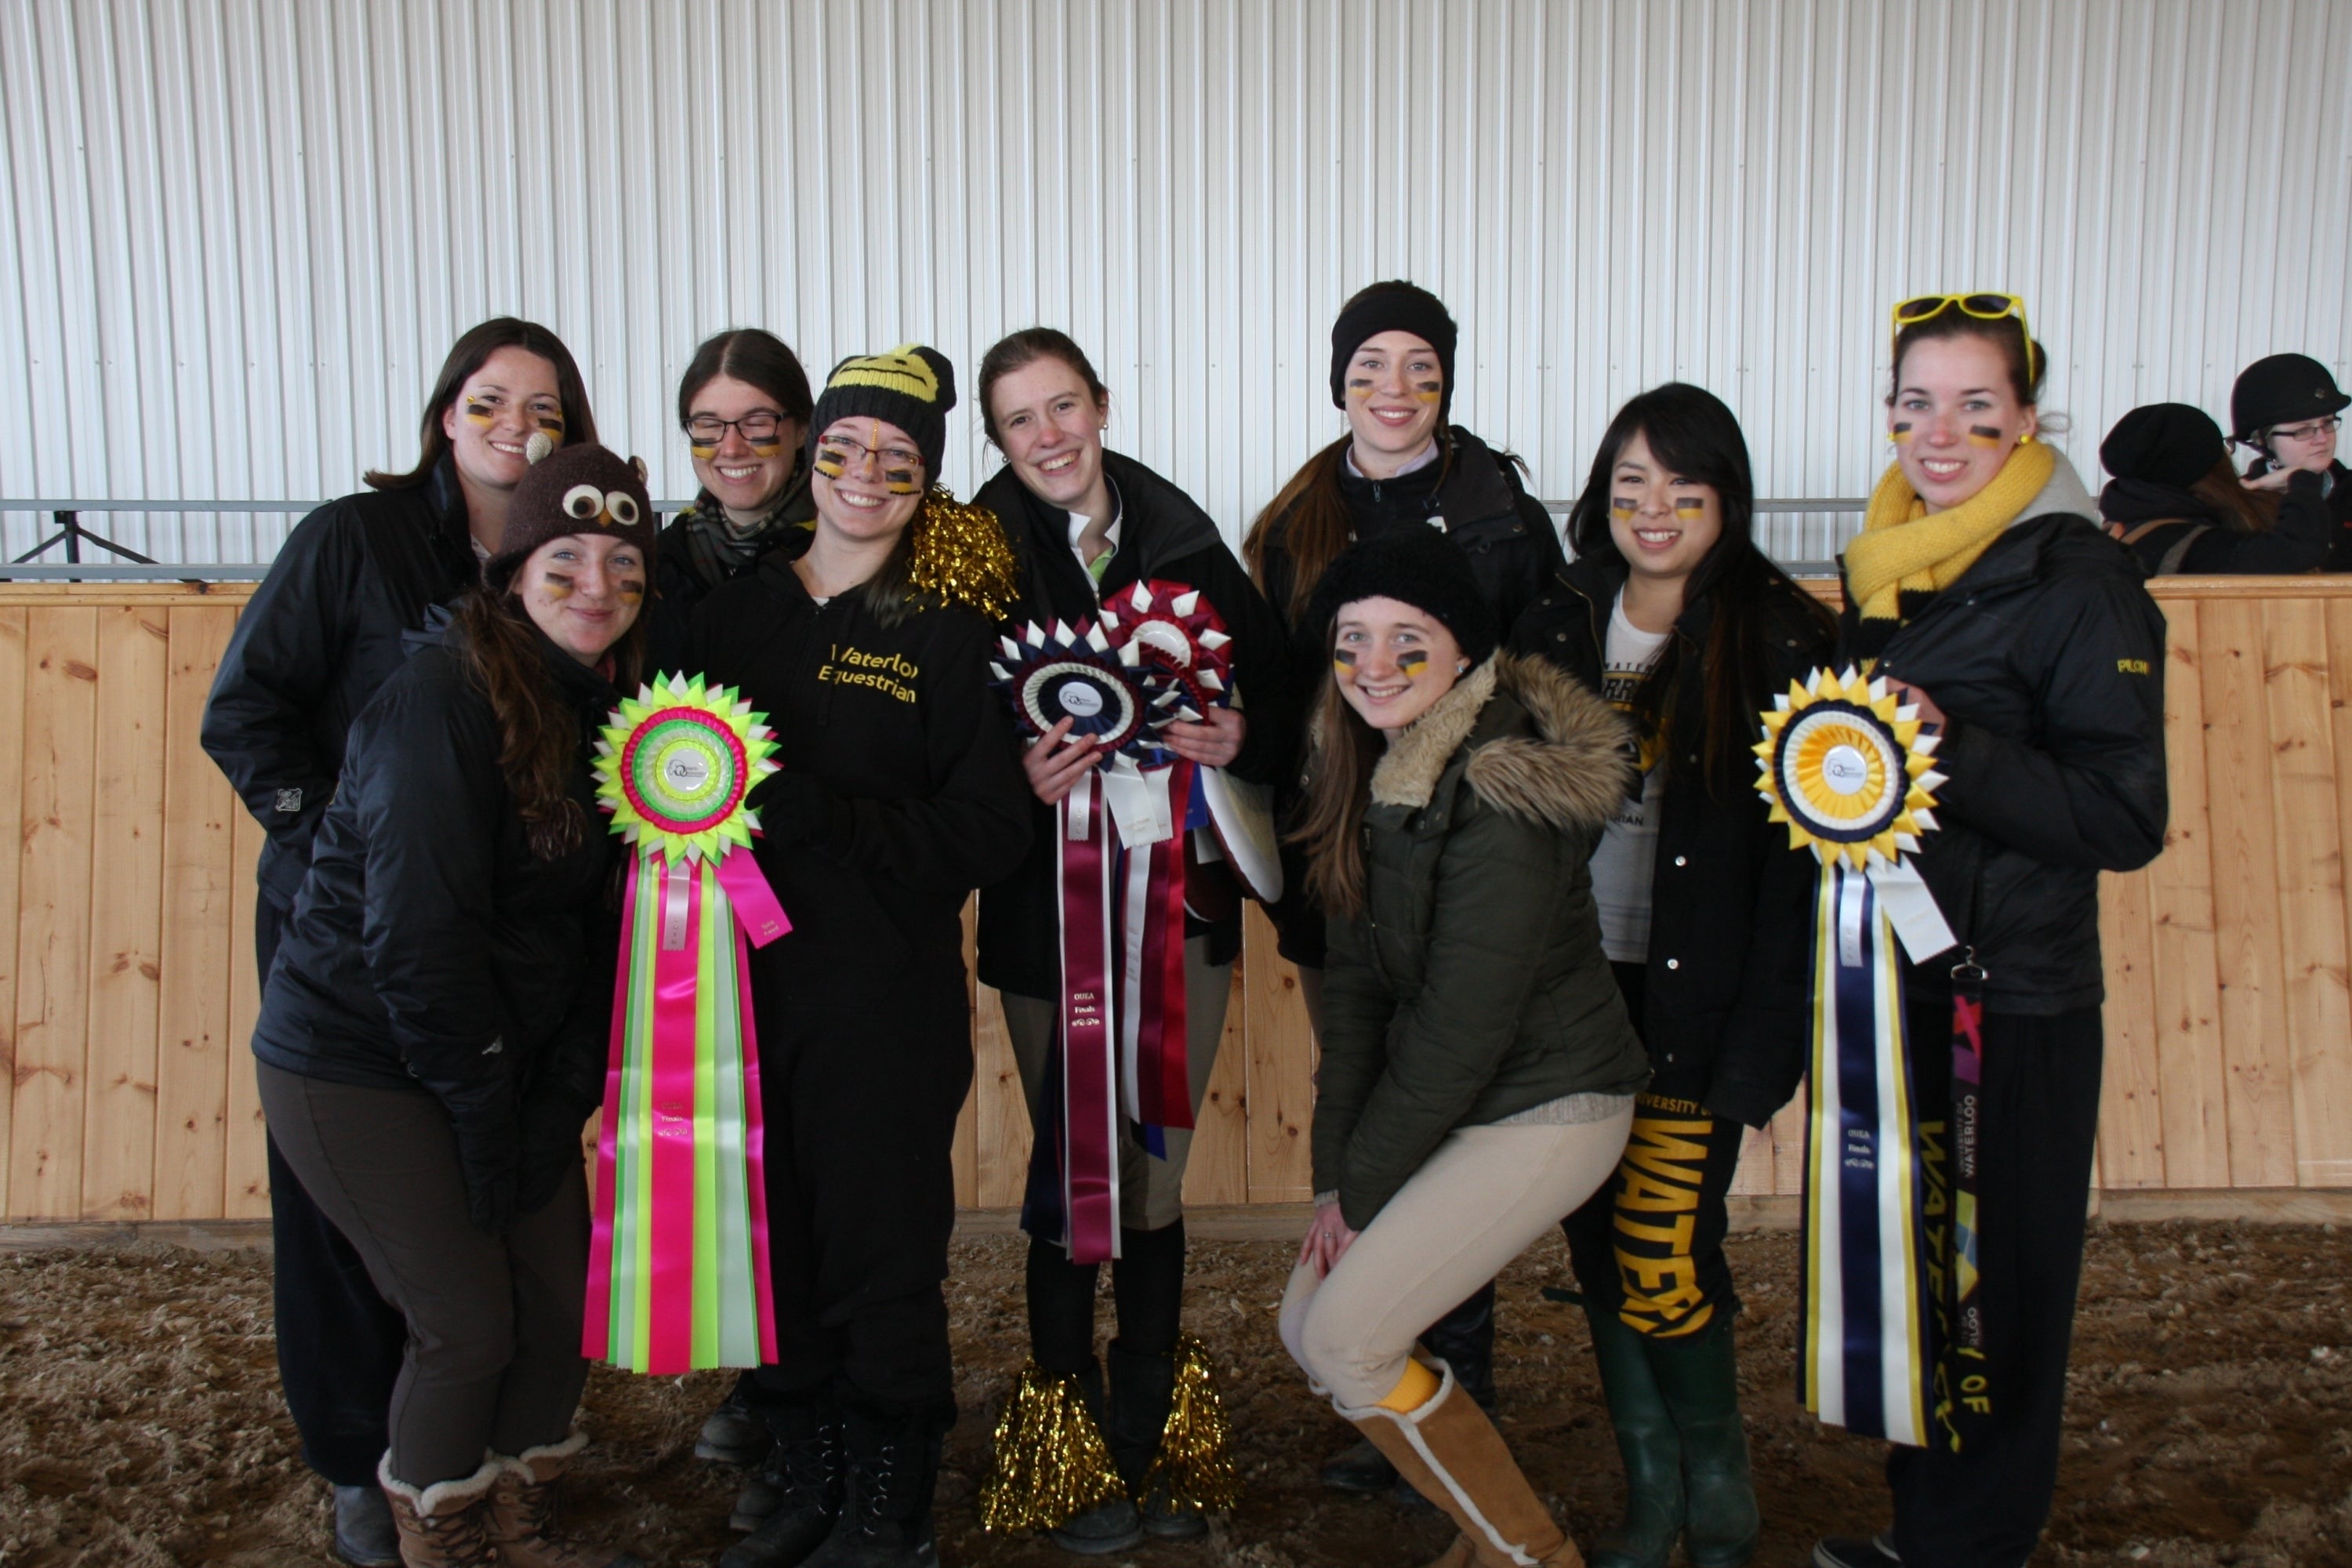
[1161,706,1246,768]
[1022,715,1105,804]
[1882,677,1947,731]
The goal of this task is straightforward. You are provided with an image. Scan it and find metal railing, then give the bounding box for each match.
[0,495,1869,581]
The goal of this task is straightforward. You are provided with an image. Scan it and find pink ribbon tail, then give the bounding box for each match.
[645,852,702,1374]
[714,848,792,947]
[582,851,641,1359]
[732,916,779,1361]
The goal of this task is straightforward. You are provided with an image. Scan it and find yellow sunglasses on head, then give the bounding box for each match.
[1890,292,2036,381]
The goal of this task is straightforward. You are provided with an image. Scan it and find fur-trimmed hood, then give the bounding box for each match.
[1370,651,1632,832]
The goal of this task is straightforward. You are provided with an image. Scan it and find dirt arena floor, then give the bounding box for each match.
[1,1219,2347,1567]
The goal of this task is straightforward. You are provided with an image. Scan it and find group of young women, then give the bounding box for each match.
[206,280,2174,1568]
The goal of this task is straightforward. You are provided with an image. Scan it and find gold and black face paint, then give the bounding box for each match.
[1611,495,1639,520]
[1673,497,1705,517]
[812,443,848,478]
[748,438,784,459]
[690,437,721,459]
[1332,645,1359,680]
[464,399,495,426]
[1396,648,1430,675]
[615,575,645,603]
[1891,422,1915,444]
[884,466,921,495]
[1414,379,1443,405]
[539,569,575,600]
[534,412,565,436]
[1967,424,2004,448]
[1346,376,1374,397]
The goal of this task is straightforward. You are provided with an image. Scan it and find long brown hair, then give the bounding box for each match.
[366,318,598,490]
[452,586,644,860]
[2187,459,2280,532]
[1294,675,1388,918]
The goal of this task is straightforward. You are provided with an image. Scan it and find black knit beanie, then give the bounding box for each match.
[808,343,958,481]
[1308,527,1497,666]
[2100,403,2227,491]
[1329,281,1460,419]
[486,442,657,592]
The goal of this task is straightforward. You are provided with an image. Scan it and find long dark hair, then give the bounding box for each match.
[677,328,815,427]
[452,584,644,860]
[976,327,1109,449]
[366,318,599,490]
[1567,383,1835,796]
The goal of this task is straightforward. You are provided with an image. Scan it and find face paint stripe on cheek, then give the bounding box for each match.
[1673,498,1705,516]
[690,441,720,459]
[1611,497,1638,520]
[1347,379,1374,397]
[464,401,494,426]
[749,442,783,459]
[540,572,575,599]
[1396,649,1429,674]
[1968,425,2004,447]
[884,468,920,495]
[1414,381,1443,405]
[1892,423,1915,443]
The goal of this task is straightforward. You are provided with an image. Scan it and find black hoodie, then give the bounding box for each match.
[687,534,1033,1009]
[972,450,1294,1000]
[2098,470,2331,576]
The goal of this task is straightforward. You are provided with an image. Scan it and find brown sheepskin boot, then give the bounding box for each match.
[376,1452,502,1568]
[1343,1364,1584,1568]
[485,1432,648,1568]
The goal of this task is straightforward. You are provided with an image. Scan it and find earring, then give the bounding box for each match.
[2019,431,2034,446]
[1456,660,1469,673]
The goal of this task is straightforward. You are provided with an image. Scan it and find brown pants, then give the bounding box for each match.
[999,935,1232,1233]
[257,1063,590,1487]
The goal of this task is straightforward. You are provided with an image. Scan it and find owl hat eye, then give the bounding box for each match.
[604,491,641,528]
[561,484,604,521]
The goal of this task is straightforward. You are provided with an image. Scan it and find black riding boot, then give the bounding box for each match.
[1585,1308,1685,1568]
[801,1399,946,1568]
[720,1392,846,1568]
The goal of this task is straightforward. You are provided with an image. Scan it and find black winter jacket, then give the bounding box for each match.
[1509,557,1836,1127]
[204,461,482,909]
[687,538,1033,1013]
[2099,470,2331,576]
[1316,654,1650,1230]
[1257,426,1566,965]
[1258,426,1565,714]
[250,620,622,1207]
[647,477,817,677]
[973,451,1294,1000]
[1842,461,2169,1014]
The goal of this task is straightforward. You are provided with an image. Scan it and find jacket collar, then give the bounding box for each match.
[1367,652,1632,834]
[982,448,1224,614]
[1556,551,1715,646]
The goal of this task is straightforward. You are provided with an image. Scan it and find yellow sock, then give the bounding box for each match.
[1375,1359,1440,1414]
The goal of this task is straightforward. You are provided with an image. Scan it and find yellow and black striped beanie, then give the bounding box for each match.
[808,343,958,480]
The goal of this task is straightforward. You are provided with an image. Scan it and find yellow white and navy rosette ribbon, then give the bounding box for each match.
[1756,666,1955,1447]
[583,673,790,1375]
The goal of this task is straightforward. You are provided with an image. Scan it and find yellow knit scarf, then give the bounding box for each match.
[1845,438,2056,621]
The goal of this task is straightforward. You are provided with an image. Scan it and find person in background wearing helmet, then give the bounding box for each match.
[2230,353,2352,567]
[2098,402,2331,575]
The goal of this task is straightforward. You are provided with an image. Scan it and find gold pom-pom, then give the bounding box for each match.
[1139,1335,1242,1513]
[978,1362,1126,1532]
[907,485,1019,619]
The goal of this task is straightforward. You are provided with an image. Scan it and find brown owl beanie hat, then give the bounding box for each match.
[486,442,658,592]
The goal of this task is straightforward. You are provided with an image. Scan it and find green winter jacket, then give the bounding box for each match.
[1313,652,1651,1231]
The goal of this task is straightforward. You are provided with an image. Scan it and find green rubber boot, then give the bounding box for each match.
[1645,1315,1759,1568]
[1584,1309,1684,1568]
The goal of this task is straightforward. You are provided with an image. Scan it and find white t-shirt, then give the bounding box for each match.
[1588,591,1670,964]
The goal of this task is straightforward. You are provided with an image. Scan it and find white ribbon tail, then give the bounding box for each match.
[1867,855,1956,964]
[1101,754,1178,848]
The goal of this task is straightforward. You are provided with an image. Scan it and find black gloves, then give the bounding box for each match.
[757,768,838,848]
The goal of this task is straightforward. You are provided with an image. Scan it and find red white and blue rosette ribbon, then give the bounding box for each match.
[583,673,792,1374]
[989,581,1276,1263]
[1756,666,1958,1447]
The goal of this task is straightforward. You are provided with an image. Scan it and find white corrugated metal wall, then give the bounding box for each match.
[3,0,2349,565]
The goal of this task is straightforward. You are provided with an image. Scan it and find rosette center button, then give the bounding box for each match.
[1058,684,1105,719]
[1822,745,1870,797]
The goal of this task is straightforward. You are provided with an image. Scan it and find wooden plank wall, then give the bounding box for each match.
[4,575,2350,1221]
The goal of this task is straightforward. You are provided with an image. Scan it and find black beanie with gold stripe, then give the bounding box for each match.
[808,343,959,481]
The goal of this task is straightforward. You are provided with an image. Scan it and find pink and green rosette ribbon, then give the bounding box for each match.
[584,673,792,1374]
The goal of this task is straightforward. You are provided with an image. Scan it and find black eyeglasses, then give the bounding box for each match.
[2271,416,2343,443]
[684,412,789,445]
